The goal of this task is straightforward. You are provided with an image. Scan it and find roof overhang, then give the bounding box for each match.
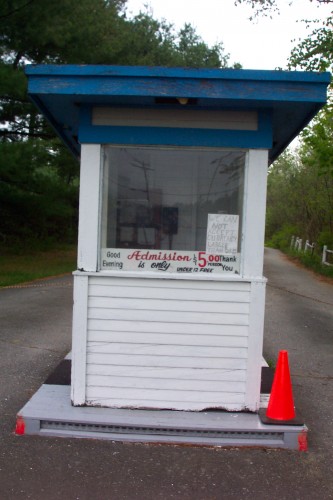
[25,65,331,163]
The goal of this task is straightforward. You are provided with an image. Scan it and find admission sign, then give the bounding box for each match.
[101,249,240,274]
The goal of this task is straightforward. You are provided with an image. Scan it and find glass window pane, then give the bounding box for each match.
[100,146,245,273]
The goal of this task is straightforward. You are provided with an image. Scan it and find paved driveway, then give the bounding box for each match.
[0,250,332,500]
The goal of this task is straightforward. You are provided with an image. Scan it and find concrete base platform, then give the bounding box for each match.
[17,384,307,450]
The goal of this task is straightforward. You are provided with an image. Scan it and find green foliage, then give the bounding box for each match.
[301,105,333,177]
[317,230,333,249]
[0,0,127,65]
[289,16,333,72]
[266,225,298,251]
[0,140,79,248]
[114,13,176,66]
[266,104,333,281]
[235,0,333,75]
[116,12,231,68]
[266,121,333,281]
[266,112,333,248]
[0,246,77,287]
[293,250,333,279]
[234,0,333,81]
[265,151,303,241]
[174,24,229,68]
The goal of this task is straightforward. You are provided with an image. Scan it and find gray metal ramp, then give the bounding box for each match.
[16,385,307,450]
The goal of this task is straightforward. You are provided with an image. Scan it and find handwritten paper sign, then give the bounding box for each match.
[206,214,239,255]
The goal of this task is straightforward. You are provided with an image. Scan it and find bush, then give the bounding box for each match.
[298,251,333,278]
[266,225,299,251]
[317,230,333,251]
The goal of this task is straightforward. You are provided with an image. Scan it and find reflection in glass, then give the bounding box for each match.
[100,146,245,252]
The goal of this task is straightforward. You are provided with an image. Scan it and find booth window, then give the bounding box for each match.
[100,146,245,262]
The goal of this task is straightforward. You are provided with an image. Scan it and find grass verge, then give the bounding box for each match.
[295,251,333,280]
[0,246,77,287]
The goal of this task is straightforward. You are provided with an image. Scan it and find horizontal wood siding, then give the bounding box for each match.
[86,276,251,411]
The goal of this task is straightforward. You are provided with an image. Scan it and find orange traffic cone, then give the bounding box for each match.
[266,350,296,421]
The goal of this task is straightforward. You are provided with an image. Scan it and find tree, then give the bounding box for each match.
[0,0,127,66]
[234,0,333,247]
[234,0,333,71]
[0,140,79,243]
[265,151,302,244]
[174,24,229,68]
[235,0,333,18]
[299,106,333,235]
[289,16,333,71]
[113,11,232,67]
[266,121,333,247]
[0,0,233,249]
[301,104,333,176]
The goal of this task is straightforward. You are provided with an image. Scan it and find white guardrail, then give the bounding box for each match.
[304,240,316,255]
[322,245,333,266]
[291,236,332,266]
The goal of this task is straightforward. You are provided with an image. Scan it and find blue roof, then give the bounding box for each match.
[25,65,330,162]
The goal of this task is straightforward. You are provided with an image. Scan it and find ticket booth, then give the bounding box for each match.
[26,66,330,413]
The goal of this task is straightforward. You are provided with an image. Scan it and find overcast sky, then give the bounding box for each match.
[125,0,332,70]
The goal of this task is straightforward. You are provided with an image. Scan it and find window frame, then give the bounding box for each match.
[98,144,248,276]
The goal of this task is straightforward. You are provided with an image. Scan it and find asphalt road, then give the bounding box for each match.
[0,248,332,500]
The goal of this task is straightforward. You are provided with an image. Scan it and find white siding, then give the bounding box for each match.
[83,276,254,411]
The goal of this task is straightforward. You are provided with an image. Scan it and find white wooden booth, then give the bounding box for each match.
[26,66,330,412]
